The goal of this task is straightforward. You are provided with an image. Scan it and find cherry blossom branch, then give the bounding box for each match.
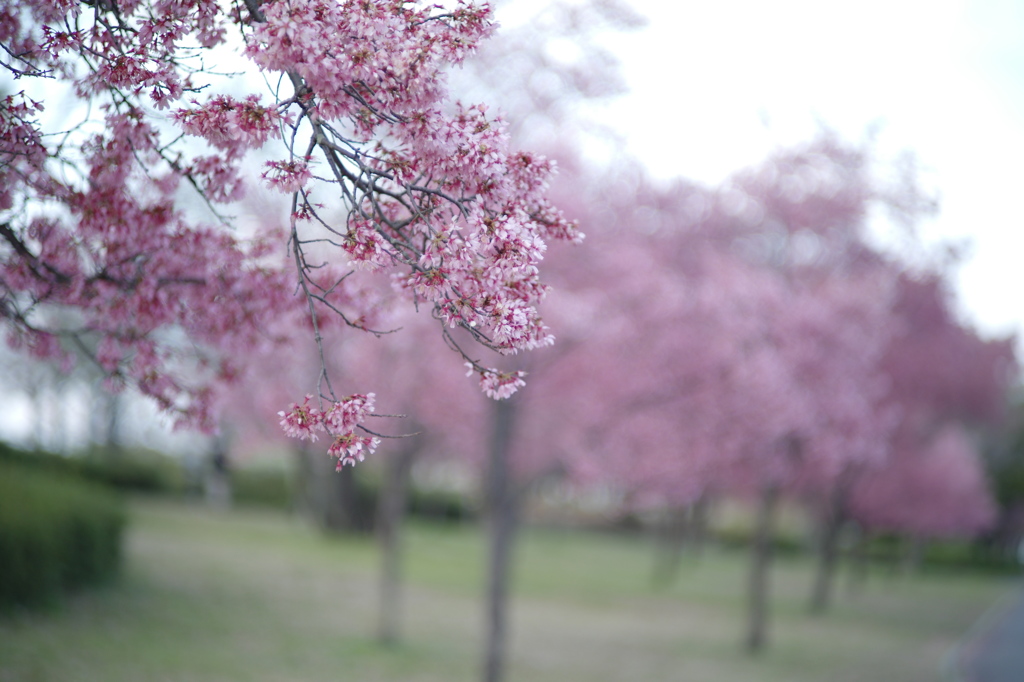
[2,0,579,466]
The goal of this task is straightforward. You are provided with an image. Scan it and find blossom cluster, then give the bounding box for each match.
[173,95,284,156]
[466,364,527,400]
[246,0,493,125]
[263,158,314,194]
[278,394,380,467]
[1,0,578,466]
[1,90,295,429]
[243,0,581,377]
[243,0,582,419]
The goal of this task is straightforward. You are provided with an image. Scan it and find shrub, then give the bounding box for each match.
[0,443,83,477]
[0,443,186,496]
[0,461,127,610]
[407,486,475,523]
[231,466,294,509]
[341,470,475,525]
[79,447,187,495]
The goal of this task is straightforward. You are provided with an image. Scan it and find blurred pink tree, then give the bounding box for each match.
[844,273,1015,572]
[795,268,1014,610]
[569,134,913,652]
[850,423,996,546]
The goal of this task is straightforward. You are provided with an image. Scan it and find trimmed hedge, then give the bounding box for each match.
[0,461,126,610]
[341,469,476,526]
[231,467,294,509]
[0,443,187,496]
[407,485,474,523]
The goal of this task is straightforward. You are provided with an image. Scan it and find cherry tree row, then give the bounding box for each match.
[278,131,1013,663]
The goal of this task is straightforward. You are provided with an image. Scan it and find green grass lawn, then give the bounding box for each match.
[0,499,1015,682]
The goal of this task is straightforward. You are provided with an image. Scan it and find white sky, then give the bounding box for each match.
[580,0,1024,344]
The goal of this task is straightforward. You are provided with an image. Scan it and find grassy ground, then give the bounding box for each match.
[0,499,1015,682]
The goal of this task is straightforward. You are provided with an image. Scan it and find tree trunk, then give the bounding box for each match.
[902,535,927,574]
[105,389,123,455]
[204,433,233,510]
[296,446,371,533]
[291,444,317,518]
[690,493,712,557]
[90,384,123,454]
[652,493,714,588]
[651,505,691,589]
[323,461,372,533]
[28,382,43,451]
[376,441,416,646]
[482,396,519,682]
[809,486,847,614]
[745,484,779,654]
[37,382,66,453]
[846,525,869,594]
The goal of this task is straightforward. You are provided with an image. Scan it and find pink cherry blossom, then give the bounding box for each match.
[1,0,579,464]
[328,432,381,469]
[467,364,527,400]
[263,159,314,194]
[277,395,323,442]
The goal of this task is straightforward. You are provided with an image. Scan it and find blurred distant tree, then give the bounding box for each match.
[879,274,1016,428]
[577,134,912,653]
[984,396,1024,555]
[846,273,1015,568]
[853,424,996,541]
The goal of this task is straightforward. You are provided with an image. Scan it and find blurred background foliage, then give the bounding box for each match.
[3,425,1021,617]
